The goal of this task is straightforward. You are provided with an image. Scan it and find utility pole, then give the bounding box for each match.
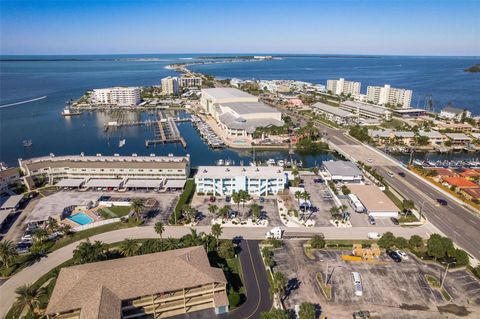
[440,262,454,290]
[324,261,329,285]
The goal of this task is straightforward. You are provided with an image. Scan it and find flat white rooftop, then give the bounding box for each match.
[124,179,163,188]
[348,184,398,213]
[84,179,123,188]
[202,88,256,100]
[0,194,23,210]
[196,166,285,179]
[164,179,187,189]
[55,179,85,188]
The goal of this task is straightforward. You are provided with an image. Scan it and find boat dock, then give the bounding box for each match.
[145,113,187,148]
[191,114,224,149]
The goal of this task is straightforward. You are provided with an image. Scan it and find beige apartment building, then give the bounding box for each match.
[366,84,412,108]
[92,87,141,106]
[326,78,361,96]
[161,76,180,95]
[179,76,202,88]
[46,246,229,319]
[19,155,190,190]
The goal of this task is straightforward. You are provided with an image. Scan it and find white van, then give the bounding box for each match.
[352,272,363,296]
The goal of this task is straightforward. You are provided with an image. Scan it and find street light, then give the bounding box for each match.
[440,260,456,290]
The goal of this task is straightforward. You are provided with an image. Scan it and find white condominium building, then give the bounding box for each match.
[19,155,190,190]
[161,76,180,95]
[326,78,361,96]
[366,84,412,108]
[179,76,202,88]
[195,166,286,196]
[201,88,258,114]
[93,87,141,106]
[340,101,392,121]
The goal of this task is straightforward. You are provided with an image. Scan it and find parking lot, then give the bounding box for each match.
[191,194,283,226]
[301,175,337,226]
[271,241,480,318]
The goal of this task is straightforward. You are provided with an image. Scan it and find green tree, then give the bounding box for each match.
[409,235,423,249]
[232,191,242,214]
[163,237,179,250]
[183,205,196,224]
[154,221,165,239]
[250,203,261,219]
[271,271,288,298]
[294,191,302,205]
[182,228,203,247]
[219,205,231,219]
[13,284,45,315]
[130,198,145,221]
[261,309,290,319]
[329,206,340,220]
[208,204,218,218]
[299,302,316,319]
[73,240,107,264]
[32,228,48,243]
[309,234,326,249]
[0,240,18,269]
[46,217,59,234]
[341,185,351,195]
[454,249,469,266]
[119,238,139,257]
[211,223,223,251]
[427,234,446,260]
[402,199,415,211]
[218,241,235,259]
[395,237,408,249]
[378,232,396,249]
[228,287,241,307]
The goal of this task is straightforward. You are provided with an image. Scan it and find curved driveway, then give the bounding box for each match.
[0,224,433,317]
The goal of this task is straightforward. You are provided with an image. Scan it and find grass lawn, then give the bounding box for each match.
[384,188,404,210]
[103,205,132,217]
[425,274,452,302]
[315,272,332,300]
[381,118,405,130]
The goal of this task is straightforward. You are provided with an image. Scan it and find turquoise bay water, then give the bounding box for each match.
[1,54,479,166]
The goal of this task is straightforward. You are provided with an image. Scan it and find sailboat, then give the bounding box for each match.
[119,138,126,147]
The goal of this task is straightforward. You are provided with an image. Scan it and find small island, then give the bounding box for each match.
[464,64,480,72]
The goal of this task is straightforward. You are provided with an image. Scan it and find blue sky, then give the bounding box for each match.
[1,0,479,55]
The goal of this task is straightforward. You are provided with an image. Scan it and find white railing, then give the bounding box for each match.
[73,217,121,232]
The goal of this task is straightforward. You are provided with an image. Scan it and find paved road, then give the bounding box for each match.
[0,224,435,317]
[274,103,480,260]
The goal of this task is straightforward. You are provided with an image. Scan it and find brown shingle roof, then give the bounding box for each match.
[46,246,226,316]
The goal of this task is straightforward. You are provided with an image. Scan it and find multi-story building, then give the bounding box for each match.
[366,84,412,108]
[326,78,361,96]
[418,130,448,146]
[0,165,20,195]
[161,76,180,95]
[201,88,283,138]
[437,122,473,133]
[92,87,141,106]
[312,102,358,126]
[439,106,472,121]
[445,133,472,148]
[46,246,229,319]
[179,76,202,88]
[340,101,392,121]
[195,166,286,196]
[19,155,190,190]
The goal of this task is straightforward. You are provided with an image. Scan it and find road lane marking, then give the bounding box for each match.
[245,241,267,319]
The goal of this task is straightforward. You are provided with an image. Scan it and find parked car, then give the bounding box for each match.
[390,217,399,225]
[396,250,409,260]
[314,178,324,184]
[386,249,402,262]
[209,196,216,203]
[437,198,448,206]
[368,216,376,225]
[259,197,265,203]
[225,196,231,203]
[367,158,373,163]
[387,171,394,177]
[398,172,406,177]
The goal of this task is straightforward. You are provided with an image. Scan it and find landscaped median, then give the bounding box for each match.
[425,274,452,302]
[315,272,332,300]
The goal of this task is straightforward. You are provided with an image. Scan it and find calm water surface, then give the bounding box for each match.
[1,54,479,166]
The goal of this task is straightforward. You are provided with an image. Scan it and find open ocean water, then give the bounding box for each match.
[0,54,479,166]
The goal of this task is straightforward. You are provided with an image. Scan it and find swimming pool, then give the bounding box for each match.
[68,212,94,225]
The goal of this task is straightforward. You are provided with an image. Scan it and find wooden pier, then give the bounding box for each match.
[145,112,187,148]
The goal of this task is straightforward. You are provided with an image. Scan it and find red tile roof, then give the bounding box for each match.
[459,169,480,178]
[432,168,456,176]
[442,176,479,188]
[462,188,480,199]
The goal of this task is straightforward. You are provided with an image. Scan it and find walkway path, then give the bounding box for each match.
[0,224,435,317]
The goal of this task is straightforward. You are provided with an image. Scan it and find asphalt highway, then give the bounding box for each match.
[275,103,480,260]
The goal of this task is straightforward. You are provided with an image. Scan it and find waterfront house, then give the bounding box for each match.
[440,106,472,122]
[418,130,448,146]
[437,122,474,133]
[444,133,472,148]
[441,176,478,190]
[0,165,20,195]
[46,246,229,319]
[461,188,480,202]
[459,169,480,181]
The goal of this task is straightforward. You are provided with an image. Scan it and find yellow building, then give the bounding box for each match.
[46,246,229,319]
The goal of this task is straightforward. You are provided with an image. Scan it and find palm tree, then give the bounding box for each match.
[130,198,145,221]
[294,191,302,205]
[154,222,165,239]
[301,191,310,203]
[231,191,241,215]
[163,237,178,250]
[208,204,218,218]
[73,240,107,264]
[46,217,59,234]
[250,203,261,219]
[0,240,18,269]
[239,190,251,218]
[183,205,196,224]
[219,205,231,220]
[119,238,139,257]
[32,228,48,243]
[211,224,223,251]
[182,228,203,247]
[14,284,44,314]
[58,224,72,237]
[271,272,288,299]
